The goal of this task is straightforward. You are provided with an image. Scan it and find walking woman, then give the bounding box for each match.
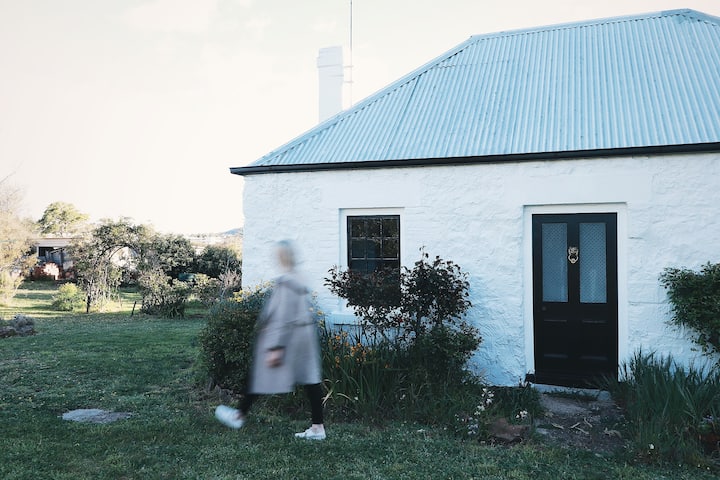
[215,240,325,440]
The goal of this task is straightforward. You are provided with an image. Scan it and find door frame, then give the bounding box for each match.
[523,203,628,385]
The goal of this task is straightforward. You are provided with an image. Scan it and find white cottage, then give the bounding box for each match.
[231,9,720,387]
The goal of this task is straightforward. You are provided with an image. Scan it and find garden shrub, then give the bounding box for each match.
[137,268,190,318]
[324,250,483,424]
[197,286,270,393]
[51,283,85,311]
[195,245,242,279]
[660,263,720,359]
[191,273,222,307]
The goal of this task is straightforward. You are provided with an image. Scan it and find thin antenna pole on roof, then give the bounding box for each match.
[347,0,354,106]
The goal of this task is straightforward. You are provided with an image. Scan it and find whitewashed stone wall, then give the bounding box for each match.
[239,152,720,385]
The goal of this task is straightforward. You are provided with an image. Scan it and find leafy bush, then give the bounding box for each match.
[326,250,479,378]
[51,283,85,311]
[0,270,24,306]
[660,263,720,358]
[324,250,482,425]
[197,286,270,393]
[137,268,190,318]
[325,266,401,340]
[191,273,222,307]
[604,351,720,466]
[195,245,241,279]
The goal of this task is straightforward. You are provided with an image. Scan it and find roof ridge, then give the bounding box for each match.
[468,9,717,42]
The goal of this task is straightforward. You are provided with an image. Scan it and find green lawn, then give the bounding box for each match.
[0,283,717,479]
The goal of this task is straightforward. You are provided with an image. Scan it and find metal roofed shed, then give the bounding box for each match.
[231,9,720,175]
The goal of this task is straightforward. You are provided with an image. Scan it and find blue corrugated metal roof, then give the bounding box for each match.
[233,9,720,174]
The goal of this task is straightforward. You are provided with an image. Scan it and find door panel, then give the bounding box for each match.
[532,213,618,387]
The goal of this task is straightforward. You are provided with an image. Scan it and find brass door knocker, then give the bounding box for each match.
[568,246,579,264]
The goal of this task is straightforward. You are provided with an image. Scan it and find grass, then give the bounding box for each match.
[1,283,719,479]
[604,351,720,465]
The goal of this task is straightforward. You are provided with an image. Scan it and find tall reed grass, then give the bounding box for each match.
[605,351,720,466]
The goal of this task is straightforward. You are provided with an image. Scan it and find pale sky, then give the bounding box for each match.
[2,1,719,235]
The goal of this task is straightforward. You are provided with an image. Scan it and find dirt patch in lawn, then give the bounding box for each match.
[531,392,628,454]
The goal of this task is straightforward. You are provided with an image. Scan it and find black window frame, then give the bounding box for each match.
[346,215,400,275]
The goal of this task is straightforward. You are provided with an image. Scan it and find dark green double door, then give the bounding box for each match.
[532,213,618,387]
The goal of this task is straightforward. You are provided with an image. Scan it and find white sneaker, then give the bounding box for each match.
[294,427,326,440]
[214,405,244,429]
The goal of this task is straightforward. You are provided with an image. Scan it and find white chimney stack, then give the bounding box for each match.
[317,46,344,123]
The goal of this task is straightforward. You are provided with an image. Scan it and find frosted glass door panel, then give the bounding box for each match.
[579,222,607,303]
[542,223,568,302]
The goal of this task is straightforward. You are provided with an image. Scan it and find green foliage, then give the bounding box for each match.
[138,233,195,280]
[326,249,474,342]
[197,286,270,393]
[51,283,85,311]
[454,382,542,441]
[321,327,406,419]
[325,266,401,340]
[661,263,720,358]
[491,382,543,420]
[71,219,199,313]
[0,177,36,303]
[195,244,241,279]
[190,273,222,306]
[37,201,89,236]
[604,351,720,466]
[0,270,25,306]
[400,252,472,336]
[70,218,151,312]
[137,268,190,318]
[324,250,482,425]
[190,270,242,307]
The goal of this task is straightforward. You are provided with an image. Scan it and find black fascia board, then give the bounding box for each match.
[229,142,720,176]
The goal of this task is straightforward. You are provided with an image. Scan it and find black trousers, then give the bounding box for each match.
[240,383,324,425]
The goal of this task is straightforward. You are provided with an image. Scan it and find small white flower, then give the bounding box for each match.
[649,444,655,450]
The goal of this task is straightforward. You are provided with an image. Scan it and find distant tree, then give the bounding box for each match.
[70,218,152,312]
[195,244,241,279]
[71,218,199,315]
[38,202,89,237]
[0,176,37,304]
[137,233,195,280]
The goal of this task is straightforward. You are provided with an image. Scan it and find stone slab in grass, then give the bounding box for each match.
[62,409,133,424]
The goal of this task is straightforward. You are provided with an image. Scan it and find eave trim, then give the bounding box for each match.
[230,142,720,176]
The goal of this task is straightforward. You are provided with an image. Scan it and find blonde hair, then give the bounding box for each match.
[276,240,296,270]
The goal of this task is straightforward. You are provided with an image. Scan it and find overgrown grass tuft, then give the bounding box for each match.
[605,350,720,466]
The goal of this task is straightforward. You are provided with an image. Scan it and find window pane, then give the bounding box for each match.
[350,239,366,259]
[350,219,365,238]
[366,238,381,258]
[350,260,367,273]
[542,223,568,302]
[367,218,382,237]
[580,222,607,304]
[383,218,399,237]
[382,238,399,258]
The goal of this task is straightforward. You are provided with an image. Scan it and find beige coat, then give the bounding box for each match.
[248,272,321,394]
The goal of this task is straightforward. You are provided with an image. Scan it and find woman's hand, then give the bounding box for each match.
[266,348,284,368]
